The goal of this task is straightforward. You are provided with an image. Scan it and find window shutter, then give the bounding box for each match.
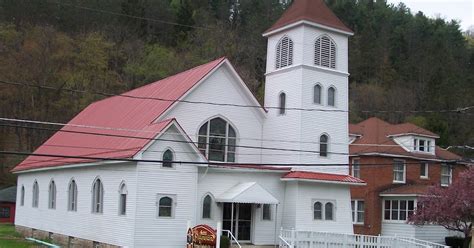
[276,36,293,69]
[315,36,336,69]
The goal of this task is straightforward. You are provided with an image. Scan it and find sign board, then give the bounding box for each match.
[186,224,217,247]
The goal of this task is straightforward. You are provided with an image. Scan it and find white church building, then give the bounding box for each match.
[13,0,366,247]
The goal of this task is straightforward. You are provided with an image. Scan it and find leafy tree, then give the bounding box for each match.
[409,166,473,247]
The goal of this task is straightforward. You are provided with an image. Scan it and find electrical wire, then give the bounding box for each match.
[0,117,449,148]
[0,150,459,167]
[1,79,473,114]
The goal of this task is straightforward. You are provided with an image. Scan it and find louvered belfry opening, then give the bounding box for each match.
[276,36,294,69]
[315,36,336,69]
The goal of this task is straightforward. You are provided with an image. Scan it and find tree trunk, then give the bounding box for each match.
[470,228,473,248]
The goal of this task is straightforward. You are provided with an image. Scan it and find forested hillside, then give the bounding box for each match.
[0,0,473,186]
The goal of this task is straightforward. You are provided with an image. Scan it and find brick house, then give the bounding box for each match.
[348,117,464,243]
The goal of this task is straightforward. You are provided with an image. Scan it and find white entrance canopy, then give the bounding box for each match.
[216,182,279,204]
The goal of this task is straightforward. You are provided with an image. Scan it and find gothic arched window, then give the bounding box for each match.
[32,181,39,208]
[276,36,294,69]
[92,178,104,213]
[48,180,56,209]
[325,202,334,220]
[314,202,322,220]
[320,134,329,157]
[314,84,322,104]
[328,87,336,107]
[68,179,78,211]
[279,92,286,115]
[315,35,336,69]
[202,194,212,219]
[162,149,174,168]
[198,117,237,162]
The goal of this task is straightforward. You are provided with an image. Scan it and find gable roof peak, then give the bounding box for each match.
[264,0,352,35]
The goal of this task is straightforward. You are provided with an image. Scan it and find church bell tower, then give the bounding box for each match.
[261,0,353,174]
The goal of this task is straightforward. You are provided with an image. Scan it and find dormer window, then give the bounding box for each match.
[413,138,432,153]
[276,36,294,69]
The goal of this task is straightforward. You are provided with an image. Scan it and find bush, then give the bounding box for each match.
[220,235,230,248]
[445,236,464,248]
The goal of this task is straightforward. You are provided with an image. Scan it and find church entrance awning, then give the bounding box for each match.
[215,182,279,204]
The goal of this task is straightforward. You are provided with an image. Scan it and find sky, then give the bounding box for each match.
[386,0,474,31]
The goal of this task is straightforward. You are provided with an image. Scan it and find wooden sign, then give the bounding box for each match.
[186,224,217,247]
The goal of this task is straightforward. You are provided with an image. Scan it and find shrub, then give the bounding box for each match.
[220,235,230,248]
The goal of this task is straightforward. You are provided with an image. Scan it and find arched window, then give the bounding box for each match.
[68,180,78,211]
[315,35,336,69]
[325,202,334,220]
[48,180,56,209]
[320,134,328,157]
[202,194,212,219]
[92,178,104,213]
[162,149,174,168]
[313,202,322,220]
[20,186,25,206]
[279,92,286,115]
[276,36,294,69]
[119,183,127,215]
[198,117,237,162]
[158,196,173,217]
[32,181,39,208]
[328,87,336,106]
[314,84,322,104]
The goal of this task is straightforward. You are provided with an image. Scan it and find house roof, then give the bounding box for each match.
[264,0,352,35]
[379,184,431,196]
[13,57,226,172]
[282,171,365,185]
[0,186,17,203]
[349,117,460,161]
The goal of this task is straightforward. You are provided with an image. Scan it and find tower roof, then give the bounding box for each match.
[264,0,352,35]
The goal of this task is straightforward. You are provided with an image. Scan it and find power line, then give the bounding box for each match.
[0,122,345,156]
[0,117,451,148]
[2,79,473,114]
[0,150,460,168]
[1,117,466,160]
[0,122,462,169]
[50,1,211,30]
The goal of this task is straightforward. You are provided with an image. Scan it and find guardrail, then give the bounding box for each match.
[398,236,450,248]
[279,235,293,248]
[223,230,241,248]
[279,228,447,248]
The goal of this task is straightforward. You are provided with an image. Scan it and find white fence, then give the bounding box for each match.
[279,229,449,248]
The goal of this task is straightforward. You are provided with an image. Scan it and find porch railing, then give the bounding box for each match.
[398,236,450,248]
[279,228,448,248]
[223,230,241,248]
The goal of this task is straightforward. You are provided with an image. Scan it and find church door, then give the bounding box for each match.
[223,203,252,242]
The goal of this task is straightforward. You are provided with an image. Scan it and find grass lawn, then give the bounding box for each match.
[0,224,40,248]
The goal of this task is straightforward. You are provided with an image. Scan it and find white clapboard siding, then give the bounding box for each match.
[196,169,286,245]
[160,64,265,165]
[133,125,202,247]
[263,23,349,175]
[15,163,137,247]
[295,182,353,234]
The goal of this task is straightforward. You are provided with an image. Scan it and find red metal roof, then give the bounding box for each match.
[264,0,352,34]
[282,171,365,184]
[13,57,226,172]
[349,117,460,161]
